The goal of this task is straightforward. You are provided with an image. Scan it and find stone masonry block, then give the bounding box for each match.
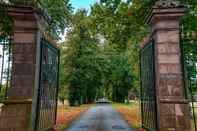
[13,63,34,75]
[154,20,179,30]
[14,33,35,43]
[166,78,183,96]
[159,74,183,97]
[158,54,180,64]
[160,104,175,115]
[11,76,34,89]
[157,43,180,54]
[12,43,36,54]
[13,53,35,63]
[161,115,176,128]
[14,20,37,29]
[8,87,33,99]
[159,64,181,74]
[0,103,31,131]
[156,30,179,43]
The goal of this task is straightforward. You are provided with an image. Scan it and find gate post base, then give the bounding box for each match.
[0,100,32,131]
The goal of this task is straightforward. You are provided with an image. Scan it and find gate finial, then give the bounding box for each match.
[154,0,183,8]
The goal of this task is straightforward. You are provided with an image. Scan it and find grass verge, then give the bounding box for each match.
[112,101,141,129]
[54,104,93,131]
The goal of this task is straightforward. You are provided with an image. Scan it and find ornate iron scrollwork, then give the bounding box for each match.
[154,0,182,8]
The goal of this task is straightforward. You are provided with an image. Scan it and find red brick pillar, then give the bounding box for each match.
[0,6,46,131]
[147,4,191,131]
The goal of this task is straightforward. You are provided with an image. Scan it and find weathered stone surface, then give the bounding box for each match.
[175,104,191,129]
[13,63,34,75]
[0,103,31,131]
[159,64,181,74]
[13,53,35,63]
[156,30,179,43]
[157,43,180,54]
[14,33,35,43]
[158,54,180,64]
[161,115,176,128]
[14,20,37,29]
[12,43,36,54]
[160,104,175,115]
[154,20,179,30]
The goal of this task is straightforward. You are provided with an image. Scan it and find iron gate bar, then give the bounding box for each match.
[140,39,158,131]
[54,49,60,125]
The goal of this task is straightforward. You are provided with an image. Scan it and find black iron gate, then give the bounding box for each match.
[35,39,60,131]
[181,31,197,131]
[0,36,11,102]
[140,40,157,131]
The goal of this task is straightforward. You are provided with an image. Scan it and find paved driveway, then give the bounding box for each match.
[66,104,134,131]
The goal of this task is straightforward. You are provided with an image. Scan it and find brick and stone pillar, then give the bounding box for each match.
[147,1,191,131]
[0,5,47,131]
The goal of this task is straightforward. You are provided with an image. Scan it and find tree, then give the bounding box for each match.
[90,0,144,97]
[63,10,101,105]
[0,85,6,103]
[0,0,73,39]
[38,0,73,39]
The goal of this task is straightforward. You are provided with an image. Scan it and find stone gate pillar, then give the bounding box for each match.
[147,1,191,131]
[0,5,47,131]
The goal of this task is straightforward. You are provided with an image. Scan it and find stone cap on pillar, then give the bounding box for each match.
[146,0,185,25]
[4,3,50,33]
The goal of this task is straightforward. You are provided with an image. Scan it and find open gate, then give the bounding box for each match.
[140,40,158,131]
[34,39,60,131]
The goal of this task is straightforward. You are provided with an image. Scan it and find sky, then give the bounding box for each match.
[70,0,97,11]
[60,0,98,42]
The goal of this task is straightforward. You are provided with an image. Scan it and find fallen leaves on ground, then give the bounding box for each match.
[113,102,141,129]
[54,104,92,131]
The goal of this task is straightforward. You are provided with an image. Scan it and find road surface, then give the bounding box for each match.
[66,104,134,131]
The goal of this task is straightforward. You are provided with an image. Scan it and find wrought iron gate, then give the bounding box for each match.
[181,31,197,131]
[35,39,60,131]
[0,36,11,102]
[140,40,158,131]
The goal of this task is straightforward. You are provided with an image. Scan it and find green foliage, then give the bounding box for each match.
[38,0,73,39]
[0,0,73,39]
[58,44,68,104]
[107,53,133,102]
[62,1,137,104]
[90,0,147,98]
[0,85,6,103]
[62,10,101,105]
[0,3,12,35]
[179,0,197,92]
